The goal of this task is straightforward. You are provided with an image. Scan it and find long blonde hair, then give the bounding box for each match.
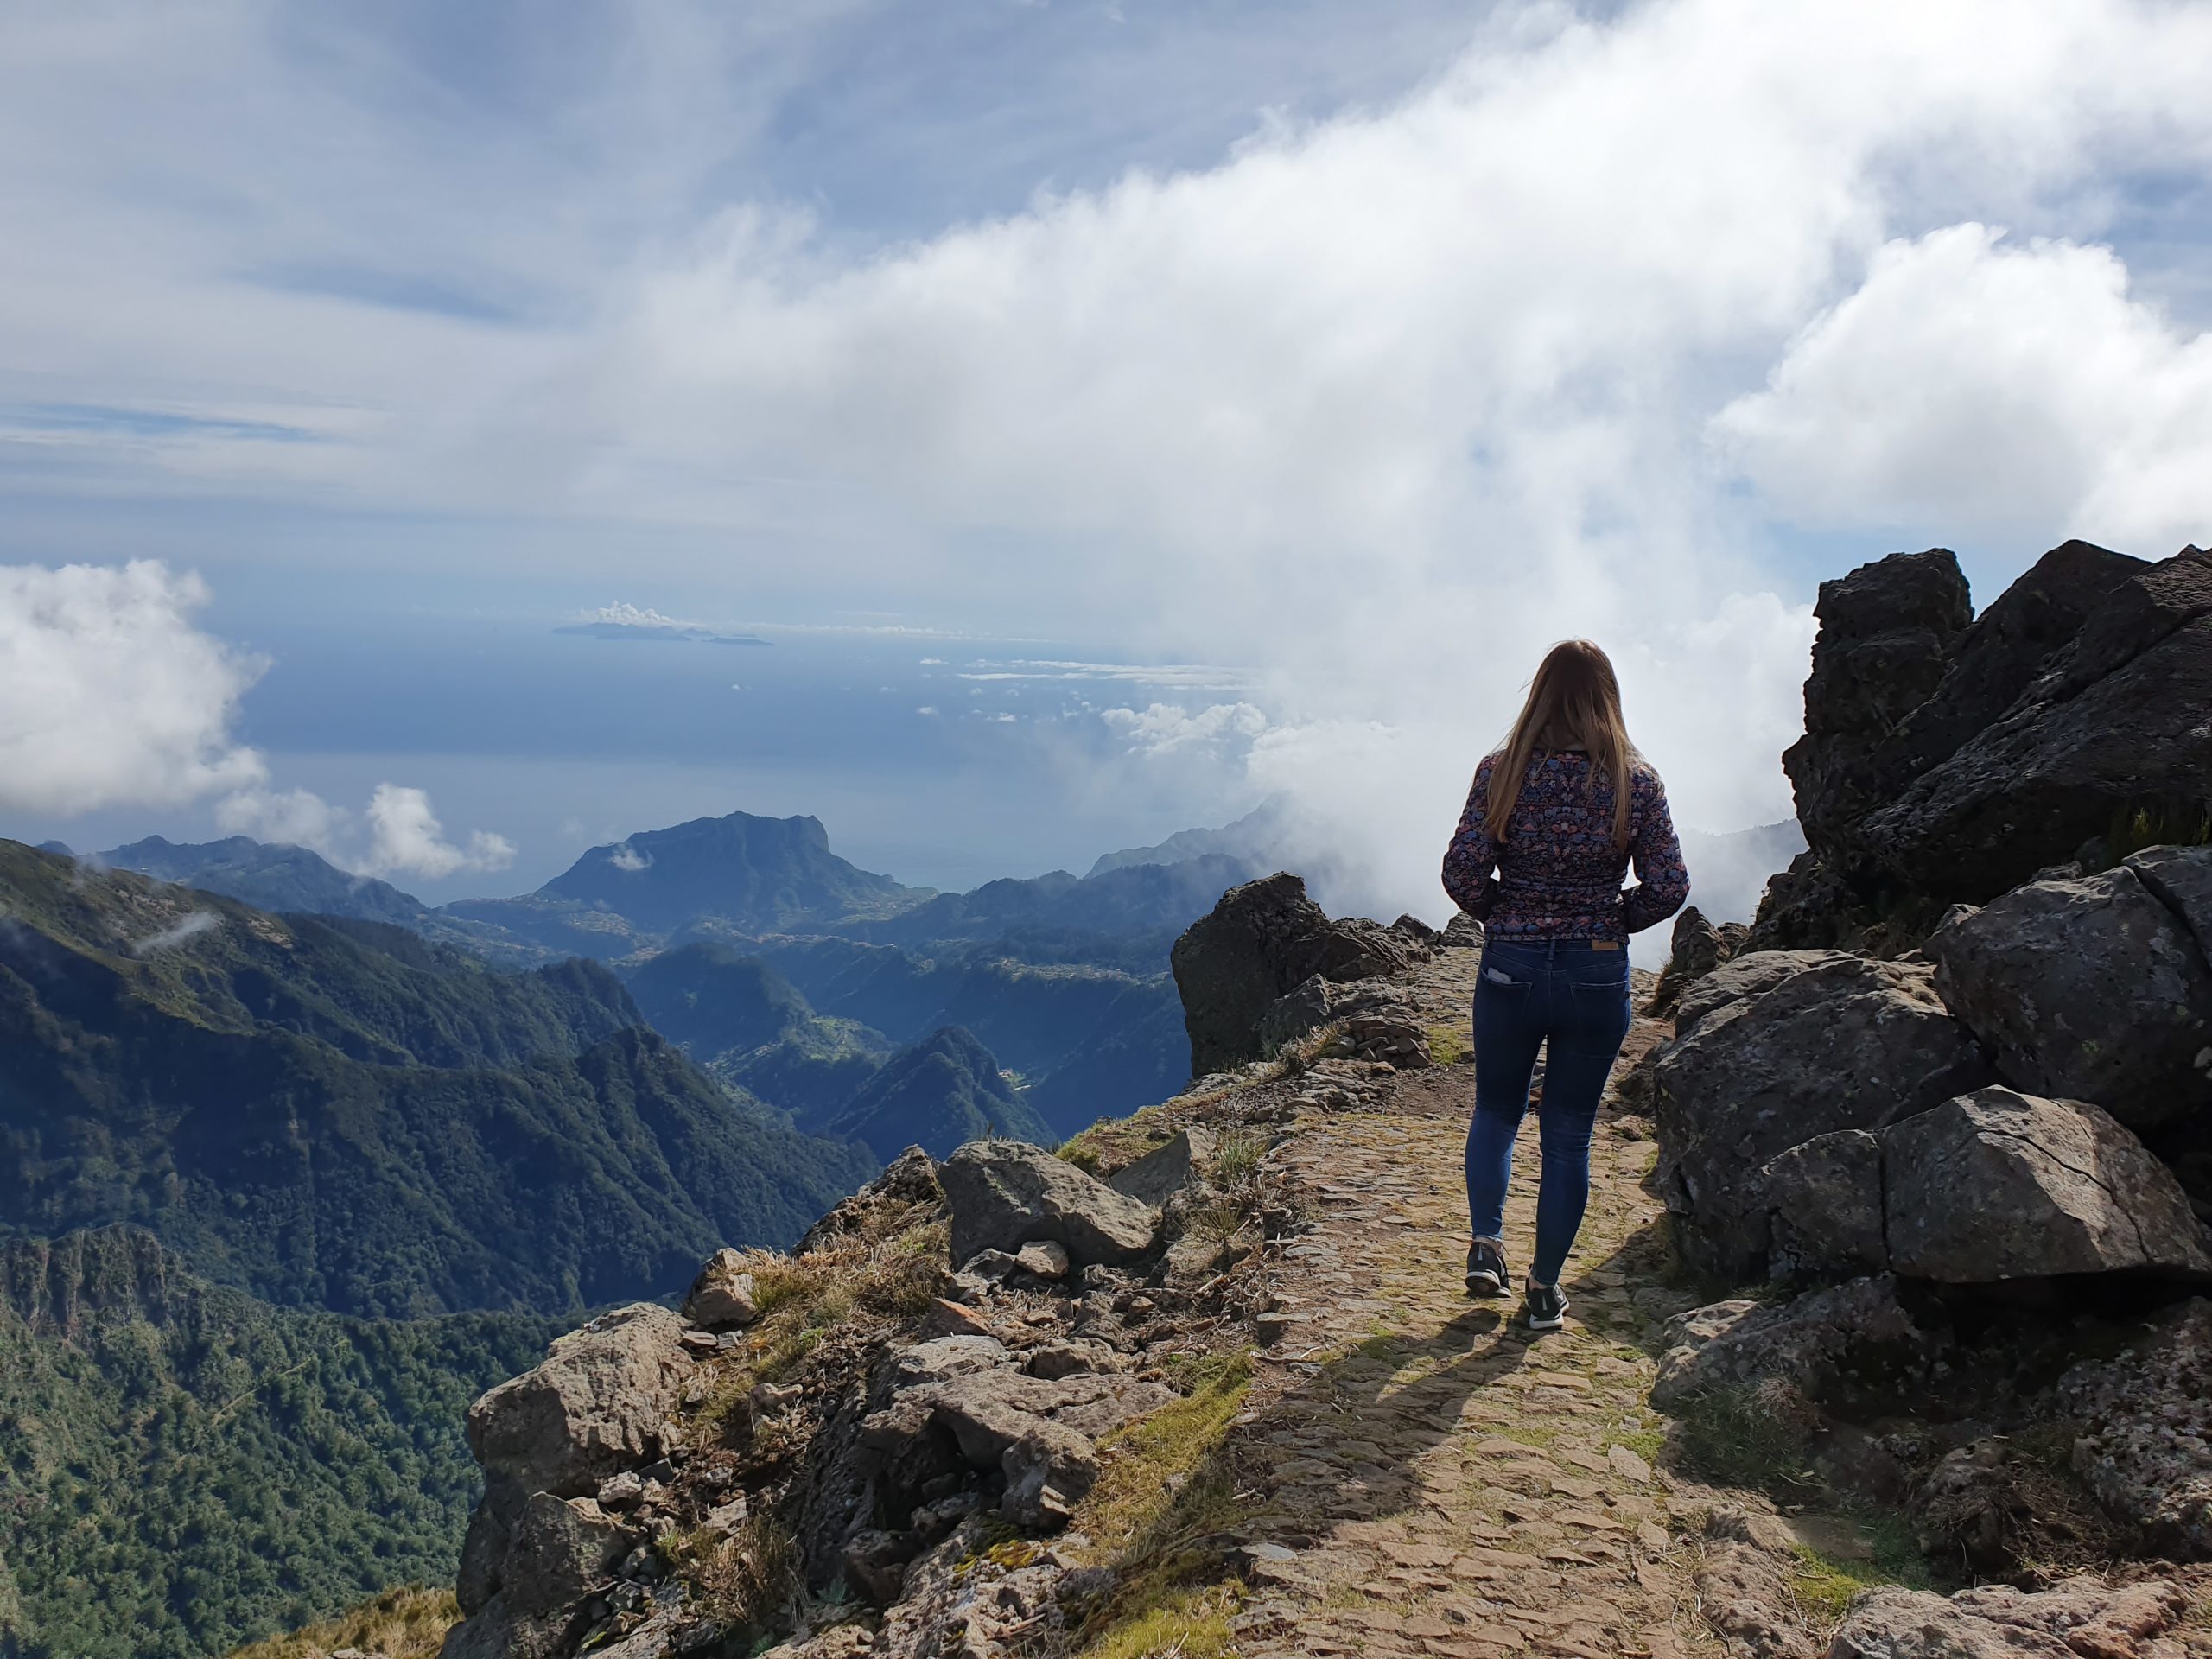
[1484,639,1637,851]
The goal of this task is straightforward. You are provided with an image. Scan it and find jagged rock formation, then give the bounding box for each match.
[1783,547,1976,874]
[1646,905,1747,1016]
[1169,872,1427,1073]
[1646,536,2212,1643]
[1757,539,2212,944]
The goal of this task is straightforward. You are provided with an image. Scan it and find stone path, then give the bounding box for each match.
[1222,953,1700,1659]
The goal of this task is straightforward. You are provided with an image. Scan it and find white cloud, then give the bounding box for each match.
[0,561,267,815]
[580,601,690,629]
[566,0,2211,904]
[133,909,220,954]
[1712,224,2212,549]
[219,778,517,884]
[216,785,350,852]
[608,842,651,871]
[1101,702,1271,755]
[361,785,517,880]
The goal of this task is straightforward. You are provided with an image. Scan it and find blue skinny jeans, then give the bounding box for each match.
[1465,938,1633,1287]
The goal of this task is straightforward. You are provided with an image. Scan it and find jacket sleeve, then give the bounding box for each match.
[1621,771,1691,933]
[1441,755,1503,919]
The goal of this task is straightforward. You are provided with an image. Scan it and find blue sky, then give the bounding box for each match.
[2,1,2209,913]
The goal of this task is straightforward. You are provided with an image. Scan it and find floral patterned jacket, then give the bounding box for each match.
[1440,748,1690,940]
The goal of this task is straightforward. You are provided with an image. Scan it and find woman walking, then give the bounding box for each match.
[1441,640,1689,1330]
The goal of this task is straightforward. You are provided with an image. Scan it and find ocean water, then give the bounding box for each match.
[10,613,1266,906]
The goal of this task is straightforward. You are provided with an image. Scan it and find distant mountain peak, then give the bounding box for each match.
[527,809,919,934]
[99,832,431,925]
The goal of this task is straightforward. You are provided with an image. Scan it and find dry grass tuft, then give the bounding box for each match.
[664,1513,802,1637]
[223,1586,456,1659]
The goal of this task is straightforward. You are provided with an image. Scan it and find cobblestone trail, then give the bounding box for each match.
[1225,952,1696,1659]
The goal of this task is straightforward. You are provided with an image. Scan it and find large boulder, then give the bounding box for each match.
[1831,1578,2196,1659]
[1104,1128,1216,1207]
[1859,546,2212,900]
[1783,549,1974,871]
[1926,867,2212,1130]
[681,1247,760,1328]
[1883,1090,2212,1282]
[1747,1129,1888,1281]
[499,1494,634,1619]
[2057,1298,2212,1560]
[1727,1090,2210,1285]
[938,1141,1159,1268]
[456,1303,690,1616]
[1654,954,1993,1275]
[2128,844,2212,962]
[1170,873,1421,1073]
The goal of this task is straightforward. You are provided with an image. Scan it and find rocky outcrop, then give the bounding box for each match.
[1169,873,1425,1073]
[861,1367,1174,1530]
[1731,1090,2212,1284]
[937,1141,1159,1268]
[451,1304,692,1650]
[1751,541,2212,951]
[683,1249,761,1328]
[1103,1128,1214,1207]
[1860,546,2212,901]
[1783,548,1974,876]
[1647,906,1748,1016]
[1830,1577,2198,1659]
[1927,866,2212,1131]
[1654,953,1993,1276]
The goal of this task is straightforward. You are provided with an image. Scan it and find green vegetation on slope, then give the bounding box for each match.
[0,1227,556,1659]
[0,841,877,1316]
[810,1026,1055,1159]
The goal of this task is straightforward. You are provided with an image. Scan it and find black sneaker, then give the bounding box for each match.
[1523,1280,1569,1331]
[1465,1238,1508,1297]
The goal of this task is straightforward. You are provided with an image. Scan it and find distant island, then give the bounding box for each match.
[556,620,771,645]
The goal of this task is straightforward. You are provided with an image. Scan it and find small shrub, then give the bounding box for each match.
[667,1514,800,1637]
[1206,1129,1266,1186]
[1059,1142,1104,1175]
[748,1254,823,1319]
